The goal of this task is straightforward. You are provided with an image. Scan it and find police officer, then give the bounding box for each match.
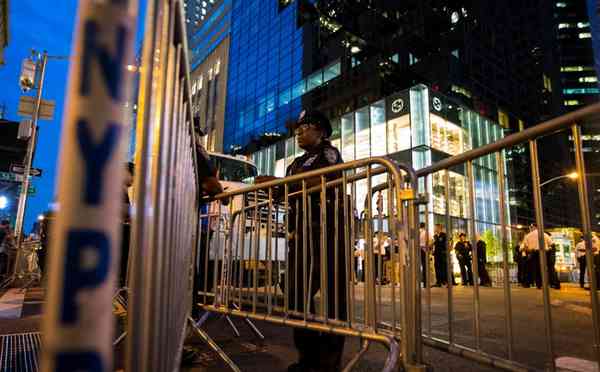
[257,110,347,372]
[454,232,473,286]
[432,224,448,286]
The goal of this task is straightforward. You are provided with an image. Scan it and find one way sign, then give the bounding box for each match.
[10,164,43,177]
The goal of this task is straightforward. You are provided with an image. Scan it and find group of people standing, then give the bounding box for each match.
[514,224,561,289]
[420,223,492,288]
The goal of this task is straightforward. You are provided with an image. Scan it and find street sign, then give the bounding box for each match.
[19,59,36,92]
[17,95,55,120]
[16,184,36,195]
[0,172,24,182]
[10,164,42,177]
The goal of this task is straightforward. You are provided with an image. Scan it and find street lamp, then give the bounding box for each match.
[539,171,578,187]
[0,196,7,210]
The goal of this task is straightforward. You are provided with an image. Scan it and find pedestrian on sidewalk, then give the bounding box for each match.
[454,232,473,286]
[521,224,552,289]
[433,224,449,286]
[476,237,492,286]
[545,232,560,290]
[419,222,430,287]
[576,234,600,289]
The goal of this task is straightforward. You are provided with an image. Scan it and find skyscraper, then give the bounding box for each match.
[184,0,232,151]
[555,0,599,109]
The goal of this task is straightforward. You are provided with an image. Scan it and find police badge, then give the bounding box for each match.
[324,148,338,164]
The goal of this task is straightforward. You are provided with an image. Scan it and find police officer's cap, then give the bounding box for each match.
[292,109,332,138]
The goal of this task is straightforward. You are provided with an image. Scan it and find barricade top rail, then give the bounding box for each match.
[416,102,600,177]
[206,155,418,200]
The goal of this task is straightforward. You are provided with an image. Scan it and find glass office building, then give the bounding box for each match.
[223,1,341,152]
[251,85,509,260]
[184,0,232,70]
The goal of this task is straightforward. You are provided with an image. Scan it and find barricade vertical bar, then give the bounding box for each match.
[409,193,423,364]
[267,187,274,314]
[284,184,290,314]
[302,180,308,320]
[424,175,432,337]
[320,175,328,320]
[496,151,514,360]
[349,176,357,325]
[444,169,454,344]
[294,197,300,313]
[334,187,340,320]
[252,190,259,313]
[308,196,314,314]
[41,0,137,371]
[342,172,353,326]
[572,125,600,366]
[365,167,376,330]
[387,174,397,335]
[238,195,248,308]
[128,0,164,370]
[466,160,482,350]
[529,139,556,372]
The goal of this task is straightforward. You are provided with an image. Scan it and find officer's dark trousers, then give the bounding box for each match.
[526,251,542,288]
[286,220,347,372]
[193,230,215,318]
[578,256,587,288]
[420,250,428,285]
[477,260,492,286]
[434,253,447,285]
[457,257,473,285]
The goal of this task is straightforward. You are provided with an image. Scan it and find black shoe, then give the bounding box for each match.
[433,283,442,287]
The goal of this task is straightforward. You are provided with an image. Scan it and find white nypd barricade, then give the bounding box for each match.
[41,0,137,371]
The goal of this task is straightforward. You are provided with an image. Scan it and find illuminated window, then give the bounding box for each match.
[556,2,567,7]
[543,74,552,92]
[564,100,581,106]
[341,113,355,161]
[387,115,411,153]
[518,120,525,132]
[370,100,387,156]
[563,88,600,94]
[497,109,509,129]
[355,107,370,160]
[578,22,590,28]
[561,66,595,72]
[558,23,573,29]
[579,32,592,39]
[579,76,598,83]
[451,85,472,98]
[432,171,468,218]
[429,114,466,156]
[409,53,419,65]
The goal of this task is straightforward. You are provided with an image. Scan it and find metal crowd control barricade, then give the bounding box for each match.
[412,102,600,372]
[126,1,202,372]
[195,157,427,372]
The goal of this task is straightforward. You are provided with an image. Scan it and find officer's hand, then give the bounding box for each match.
[255,175,279,184]
[201,176,223,196]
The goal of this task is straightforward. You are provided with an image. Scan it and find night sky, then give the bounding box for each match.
[0,1,145,232]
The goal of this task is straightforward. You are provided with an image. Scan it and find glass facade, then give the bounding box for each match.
[223,1,341,152]
[185,0,232,70]
[251,85,510,261]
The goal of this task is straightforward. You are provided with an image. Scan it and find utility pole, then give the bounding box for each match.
[14,51,47,246]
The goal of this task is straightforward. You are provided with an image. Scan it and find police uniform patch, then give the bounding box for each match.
[303,154,318,167]
[298,110,306,121]
[324,148,338,164]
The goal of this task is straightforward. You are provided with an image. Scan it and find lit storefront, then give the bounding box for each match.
[251,84,508,261]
